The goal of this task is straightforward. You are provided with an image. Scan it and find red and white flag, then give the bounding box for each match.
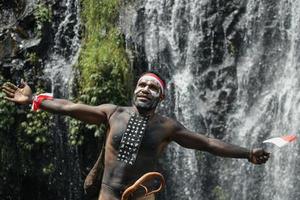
[263,134,297,148]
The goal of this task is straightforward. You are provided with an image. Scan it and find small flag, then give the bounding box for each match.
[263,134,297,148]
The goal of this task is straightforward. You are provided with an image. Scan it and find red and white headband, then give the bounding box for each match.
[138,73,165,94]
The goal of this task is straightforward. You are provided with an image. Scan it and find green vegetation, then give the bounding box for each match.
[34,1,53,37]
[34,2,52,24]
[79,0,131,104]
[0,75,54,199]
[0,0,131,198]
[68,0,132,138]
[0,92,16,131]
[228,41,237,56]
[26,52,39,65]
[212,185,229,200]
[21,111,53,146]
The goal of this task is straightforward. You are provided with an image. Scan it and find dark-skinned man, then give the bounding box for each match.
[1,72,270,200]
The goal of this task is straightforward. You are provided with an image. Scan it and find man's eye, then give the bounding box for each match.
[150,86,159,91]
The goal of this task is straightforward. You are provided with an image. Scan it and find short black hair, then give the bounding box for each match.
[139,70,166,88]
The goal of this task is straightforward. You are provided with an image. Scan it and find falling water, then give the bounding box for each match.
[43,0,82,199]
[44,0,81,95]
[121,0,300,199]
[221,1,300,200]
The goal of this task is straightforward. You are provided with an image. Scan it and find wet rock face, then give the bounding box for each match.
[0,0,35,80]
[0,0,26,29]
[0,0,26,63]
[120,1,300,200]
[0,0,52,82]
[1,0,82,199]
[120,0,244,138]
[0,0,32,56]
[118,1,252,200]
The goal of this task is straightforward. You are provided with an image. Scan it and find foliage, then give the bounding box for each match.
[212,185,229,200]
[34,1,52,37]
[25,52,39,65]
[20,111,53,147]
[80,0,132,104]
[0,92,16,131]
[42,163,54,175]
[67,117,107,145]
[228,41,237,56]
[0,0,132,198]
[69,0,132,137]
[66,117,84,145]
[34,2,52,24]
[0,76,54,199]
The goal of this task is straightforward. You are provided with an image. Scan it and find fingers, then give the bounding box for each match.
[254,154,269,164]
[1,82,19,99]
[249,148,270,164]
[4,82,18,90]
[1,86,15,98]
[4,96,17,102]
[2,84,16,92]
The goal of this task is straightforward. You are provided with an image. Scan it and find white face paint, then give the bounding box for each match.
[133,77,162,111]
[137,75,164,95]
[135,77,161,98]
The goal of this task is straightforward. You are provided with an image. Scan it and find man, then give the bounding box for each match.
[1,72,270,200]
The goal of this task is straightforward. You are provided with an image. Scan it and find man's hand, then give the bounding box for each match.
[1,81,33,105]
[248,148,270,164]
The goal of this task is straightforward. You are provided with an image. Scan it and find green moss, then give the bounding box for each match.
[0,92,16,131]
[212,185,229,200]
[34,2,52,24]
[42,163,54,175]
[0,75,54,198]
[33,1,53,37]
[79,0,132,105]
[20,110,53,147]
[228,41,237,56]
[26,52,39,65]
[69,0,132,138]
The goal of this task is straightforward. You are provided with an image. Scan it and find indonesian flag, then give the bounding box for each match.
[263,134,297,148]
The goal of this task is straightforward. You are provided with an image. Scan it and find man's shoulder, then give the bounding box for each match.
[101,105,133,116]
[95,103,117,112]
[154,114,180,128]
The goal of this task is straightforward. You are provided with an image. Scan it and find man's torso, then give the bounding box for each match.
[101,106,174,198]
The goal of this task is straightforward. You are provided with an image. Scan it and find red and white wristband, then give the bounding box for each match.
[31,93,53,111]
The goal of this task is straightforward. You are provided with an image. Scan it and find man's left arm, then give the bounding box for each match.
[170,121,269,164]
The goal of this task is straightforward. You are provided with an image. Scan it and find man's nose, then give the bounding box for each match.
[141,86,150,93]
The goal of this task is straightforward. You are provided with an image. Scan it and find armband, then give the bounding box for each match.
[31,93,53,111]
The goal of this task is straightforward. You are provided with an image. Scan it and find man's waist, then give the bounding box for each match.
[101,181,158,199]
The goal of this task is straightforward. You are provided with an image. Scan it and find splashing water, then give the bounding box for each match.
[43,0,82,199]
[121,0,300,199]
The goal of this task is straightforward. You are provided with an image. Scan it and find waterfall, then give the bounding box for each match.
[120,0,300,199]
[43,0,82,199]
[222,1,300,200]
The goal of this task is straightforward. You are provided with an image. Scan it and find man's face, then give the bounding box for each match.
[133,77,163,111]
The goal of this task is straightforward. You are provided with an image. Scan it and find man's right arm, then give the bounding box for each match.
[1,82,117,125]
[40,99,116,125]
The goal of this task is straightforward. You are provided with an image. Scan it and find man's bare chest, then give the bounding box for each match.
[108,112,168,157]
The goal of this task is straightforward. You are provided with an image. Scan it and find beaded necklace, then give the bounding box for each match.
[117,112,150,165]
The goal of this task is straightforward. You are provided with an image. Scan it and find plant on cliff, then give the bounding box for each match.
[69,0,132,139]
[34,2,52,24]
[0,74,54,199]
[34,1,52,37]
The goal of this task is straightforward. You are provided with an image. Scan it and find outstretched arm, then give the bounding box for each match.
[40,99,116,125]
[1,82,117,125]
[170,121,269,164]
